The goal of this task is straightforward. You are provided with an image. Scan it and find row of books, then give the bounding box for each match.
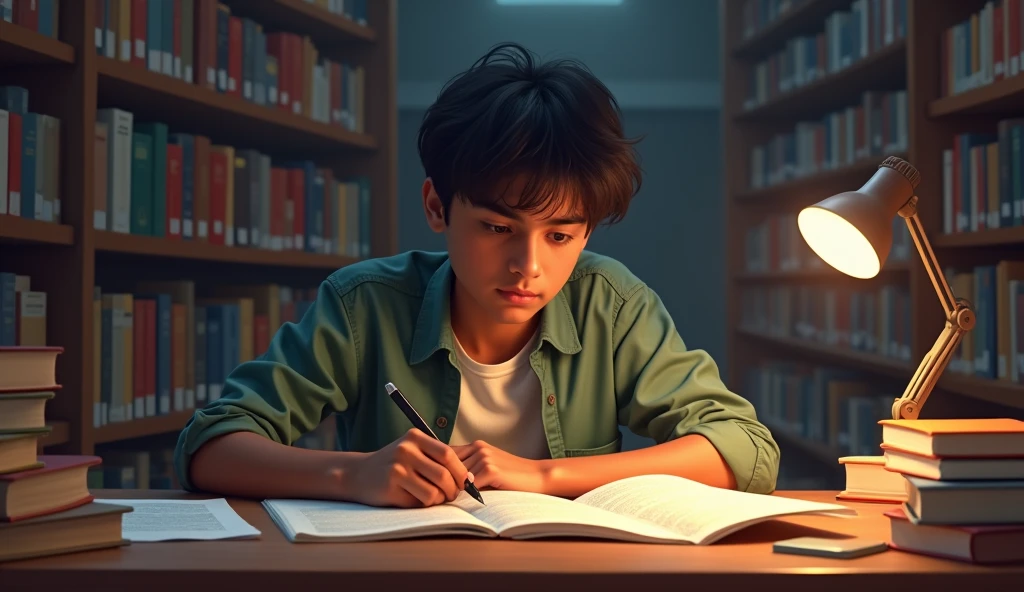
[94,0,367,133]
[0,271,46,347]
[746,361,897,456]
[854,419,1024,564]
[941,261,1024,383]
[743,212,911,274]
[1,0,59,37]
[0,347,131,563]
[742,0,907,111]
[941,0,1024,98]
[94,107,372,257]
[91,280,318,427]
[88,447,178,490]
[739,0,809,42]
[748,91,908,191]
[740,282,914,362]
[0,86,62,222]
[940,119,1024,234]
[302,0,368,24]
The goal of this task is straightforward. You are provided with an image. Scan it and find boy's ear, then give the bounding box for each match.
[422,178,447,233]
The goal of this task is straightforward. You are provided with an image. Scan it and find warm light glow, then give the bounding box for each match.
[797,207,880,279]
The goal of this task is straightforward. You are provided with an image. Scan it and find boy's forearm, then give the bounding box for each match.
[539,434,737,498]
[188,431,365,500]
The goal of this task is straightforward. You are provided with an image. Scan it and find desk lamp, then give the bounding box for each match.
[796,156,975,421]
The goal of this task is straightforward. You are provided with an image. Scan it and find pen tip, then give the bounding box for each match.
[384,382,396,395]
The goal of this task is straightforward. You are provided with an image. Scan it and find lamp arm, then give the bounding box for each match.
[891,204,976,420]
[902,202,957,317]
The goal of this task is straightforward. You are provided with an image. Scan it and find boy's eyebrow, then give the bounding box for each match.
[476,201,586,226]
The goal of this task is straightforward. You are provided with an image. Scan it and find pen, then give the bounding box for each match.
[384,381,486,505]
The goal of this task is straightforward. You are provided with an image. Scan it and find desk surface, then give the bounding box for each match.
[1,489,1021,591]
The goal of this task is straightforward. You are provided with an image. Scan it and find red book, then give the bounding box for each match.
[886,507,1024,564]
[5,113,21,216]
[1011,0,1022,77]
[228,16,243,97]
[288,168,305,250]
[131,0,147,68]
[0,455,101,522]
[133,298,145,419]
[166,143,183,239]
[13,0,39,30]
[254,314,269,357]
[144,299,156,417]
[208,150,227,245]
[194,0,217,90]
[290,33,303,114]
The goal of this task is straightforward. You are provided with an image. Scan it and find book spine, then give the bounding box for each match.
[166,142,183,239]
[130,131,153,235]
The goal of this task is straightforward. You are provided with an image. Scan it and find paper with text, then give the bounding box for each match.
[95,498,261,542]
[574,474,856,544]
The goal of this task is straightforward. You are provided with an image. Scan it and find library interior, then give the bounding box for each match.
[1,0,1024,588]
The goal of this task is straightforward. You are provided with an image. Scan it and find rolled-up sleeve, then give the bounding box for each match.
[173,278,360,491]
[612,285,780,494]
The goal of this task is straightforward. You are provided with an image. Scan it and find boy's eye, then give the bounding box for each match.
[551,232,572,243]
[484,223,511,234]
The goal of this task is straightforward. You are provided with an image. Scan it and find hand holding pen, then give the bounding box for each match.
[386,382,485,505]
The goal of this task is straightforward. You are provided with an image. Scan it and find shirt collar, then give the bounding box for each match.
[408,257,582,365]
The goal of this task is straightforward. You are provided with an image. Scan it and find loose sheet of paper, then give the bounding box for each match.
[94,498,261,542]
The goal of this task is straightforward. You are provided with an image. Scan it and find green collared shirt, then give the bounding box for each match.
[173,250,780,494]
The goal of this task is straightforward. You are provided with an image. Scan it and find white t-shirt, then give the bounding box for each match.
[448,331,550,460]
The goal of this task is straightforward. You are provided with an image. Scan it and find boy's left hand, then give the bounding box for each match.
[451,440,549,494]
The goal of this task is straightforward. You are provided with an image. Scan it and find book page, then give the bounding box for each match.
[94,498,261,542]
[573,474,856,545]
[262,498,496,542]
[449,489,684,542]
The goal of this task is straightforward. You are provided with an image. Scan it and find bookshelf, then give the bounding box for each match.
[722,0,1024,488]
[1,0,396,484]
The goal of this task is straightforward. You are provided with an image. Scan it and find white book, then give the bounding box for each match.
[0,109,7,215]
[96,108,133,233]
[263,474,855,545]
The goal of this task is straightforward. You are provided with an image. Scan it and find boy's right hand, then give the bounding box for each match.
[344,428,473,508]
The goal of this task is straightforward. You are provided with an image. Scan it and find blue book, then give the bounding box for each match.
[163,0,174,76]
[0,273,15,346]
[20,112,38,220]
[170,134,195,239]
[0,87,29,115]
[204,305,223,400]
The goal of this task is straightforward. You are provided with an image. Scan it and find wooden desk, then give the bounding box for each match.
[1,489,1020,591]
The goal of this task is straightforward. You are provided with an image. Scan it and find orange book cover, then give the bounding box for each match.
[880,418,1024,435]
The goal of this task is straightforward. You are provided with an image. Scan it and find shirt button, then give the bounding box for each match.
[436,416,448,428]
[547,394,556,406]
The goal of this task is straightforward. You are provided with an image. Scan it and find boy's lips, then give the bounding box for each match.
[497,288,540,304]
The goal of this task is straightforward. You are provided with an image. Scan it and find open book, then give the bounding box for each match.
[262,474,856,545]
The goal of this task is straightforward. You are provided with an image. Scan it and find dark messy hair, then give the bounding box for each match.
[417,42,643,235]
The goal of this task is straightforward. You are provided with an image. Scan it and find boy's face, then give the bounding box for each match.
[423,177,590,326]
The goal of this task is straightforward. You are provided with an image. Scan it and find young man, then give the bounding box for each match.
[173,43,779,508]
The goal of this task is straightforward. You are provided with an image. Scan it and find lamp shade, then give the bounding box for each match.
[797,156,921,279]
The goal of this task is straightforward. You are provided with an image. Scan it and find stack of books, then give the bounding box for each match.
[879,418,1024,564]
[0,346,131,563]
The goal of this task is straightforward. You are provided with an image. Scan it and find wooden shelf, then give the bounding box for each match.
[738,328,913,378]
[0,216,74,246]
[96,57,377,157]
[763,420,842,467]
[220,0,376,46]
[736,40,906,121]
[739,329,1024,410]
[94,230,359,269]
[0,19,75,65]
[932,226,1024,248]
[929,74,1024,117]
[93,410,196,445]
[735,153,905,205]
[731,0,849,59]
[734,260,911,282]
[38,420,70,450]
